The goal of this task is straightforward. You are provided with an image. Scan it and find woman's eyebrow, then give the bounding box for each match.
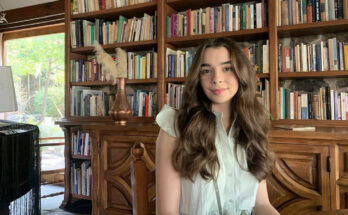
[200,61,231,68]
[220,61,232,65]
[200,63,211,67]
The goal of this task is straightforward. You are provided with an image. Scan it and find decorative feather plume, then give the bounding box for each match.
[115,48,127,78]
[93,40,118,84]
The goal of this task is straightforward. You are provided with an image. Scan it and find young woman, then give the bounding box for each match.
[156,38,279,215]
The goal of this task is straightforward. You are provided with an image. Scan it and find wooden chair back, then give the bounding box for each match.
[131,142,156,215]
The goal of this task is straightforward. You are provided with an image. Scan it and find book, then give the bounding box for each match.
[301,93,308,120]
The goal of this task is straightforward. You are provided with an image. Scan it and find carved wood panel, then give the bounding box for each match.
[268,143,330,215]
[337,146,348,209]
[98,132,157,215]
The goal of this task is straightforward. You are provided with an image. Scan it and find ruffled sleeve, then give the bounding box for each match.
[155,104,178,138]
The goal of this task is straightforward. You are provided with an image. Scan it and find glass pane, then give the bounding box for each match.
[4,33,66,181]
[41,145,65,171]
[4,33,65,138]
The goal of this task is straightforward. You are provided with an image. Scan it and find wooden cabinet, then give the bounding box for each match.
[268,142,330,214]
[336,145,348,209]
[56,120,348,214]
[83,123,158,215]
[268,128,348,214]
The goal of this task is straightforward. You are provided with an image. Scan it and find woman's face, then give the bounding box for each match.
[199,47,239,109]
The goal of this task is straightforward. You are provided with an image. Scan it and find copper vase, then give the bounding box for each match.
[109,77,133,125]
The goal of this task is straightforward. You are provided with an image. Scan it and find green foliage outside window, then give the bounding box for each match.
[6,33,65,137]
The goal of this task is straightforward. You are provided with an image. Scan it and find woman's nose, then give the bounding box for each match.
[212,71,223,84]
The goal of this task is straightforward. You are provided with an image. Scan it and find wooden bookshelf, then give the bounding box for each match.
[278,19,348,38]
[278,71,348,79]
[166,0,238,11]
[70,81,113,86]
[71,1,157,20]
[166,28,269,47]
[127,78,158,84]
[257,73,269,79]
[70,40,157,54]
[165,77,185,83]
[66,116,155,123]
[71,155,92,160]
[58,0,348,213]
[70,78,157,86]
[71,194,92,200]
[272,119,348,127]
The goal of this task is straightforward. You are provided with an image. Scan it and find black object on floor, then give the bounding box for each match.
[63,199,91,214]
[0,120,40,215]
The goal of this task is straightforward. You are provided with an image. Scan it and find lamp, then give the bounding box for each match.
[0,66,17,113]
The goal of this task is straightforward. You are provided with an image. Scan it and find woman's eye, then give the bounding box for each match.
[200,69,211,75]
[223,67,233,72]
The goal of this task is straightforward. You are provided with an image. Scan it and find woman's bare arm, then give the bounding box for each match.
[254,180,280,215]
[156,129,181,215]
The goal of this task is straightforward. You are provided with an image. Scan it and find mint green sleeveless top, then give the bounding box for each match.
[156,105,259,215]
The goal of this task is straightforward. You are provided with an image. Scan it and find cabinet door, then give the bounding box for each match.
[97,131,156,215]
[337,145,348,209]
[268,143,330,215]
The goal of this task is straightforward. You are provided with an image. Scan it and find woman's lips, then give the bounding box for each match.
[211,88,226,95]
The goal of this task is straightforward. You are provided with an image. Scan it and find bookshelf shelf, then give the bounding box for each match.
[272,119,348,127]
[166,28,269,47]
[166,0,242,11]
[71,155,92,160]
[257,73,269,79]
[70,78,158,86]
[71,194,92,200]
[70,81,112,86]
[165,77,185,83]
[164,75,272,83]
[71,1,157,20]
[66,116,155,123]
[278,71,348,79]
[278,19,348,38]
[71,40,157,54]
[127,78,158,84]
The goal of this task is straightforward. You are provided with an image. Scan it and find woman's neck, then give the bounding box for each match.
[212,103,232,133]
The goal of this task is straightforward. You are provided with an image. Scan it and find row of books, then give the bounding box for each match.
[71,130,92,156]
[70,57,105,82]
[128,90,157,117]
[70,51,157,82]
[71,0,151,14]
[278,38,348,73]
[257,79,270,111]
[278,0,348,26]
[71,13,156,48]
[165,83,184,109]
[165,48,194,78]
[164,40,269,78]
[166,1,267,38]
[127,51,157,80]
[279,86,348,120]
[71,161,92,196]
[242,41,269,74]
[70,86,114,116]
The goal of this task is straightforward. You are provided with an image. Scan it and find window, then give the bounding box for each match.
[2,24,65,172]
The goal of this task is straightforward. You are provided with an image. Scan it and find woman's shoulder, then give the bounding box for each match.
[155,104,178,138]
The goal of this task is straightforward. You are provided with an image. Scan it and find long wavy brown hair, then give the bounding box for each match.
[172,37,274,182]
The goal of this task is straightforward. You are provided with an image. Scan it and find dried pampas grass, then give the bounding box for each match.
[93,41,128,84]
[115,48,127,78]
